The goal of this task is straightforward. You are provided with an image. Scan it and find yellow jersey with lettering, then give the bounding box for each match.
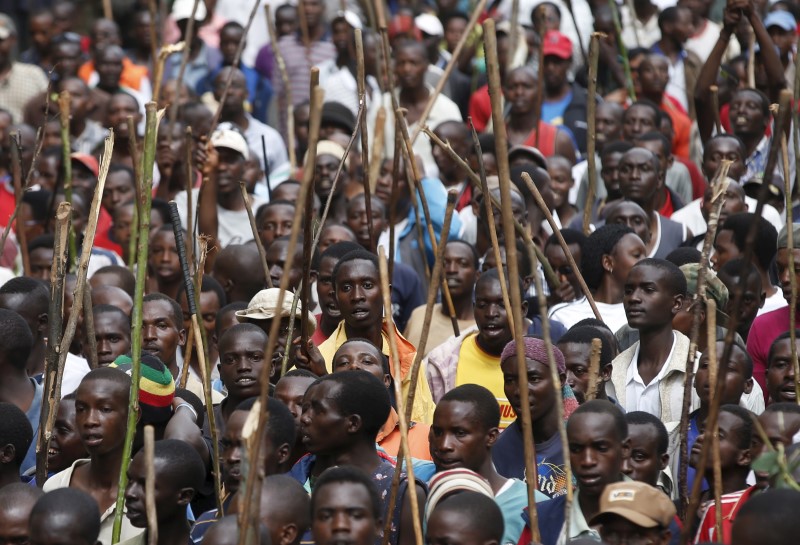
[455,333,515,428]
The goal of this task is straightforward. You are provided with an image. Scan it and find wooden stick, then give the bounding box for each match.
[585,338,602,401]
[112,103,158,543]
[421,126,562,289]
[300,69,320,347]
[485,19,540,542]
[469,118,516,335]
[369,107,386,191]
[83,288,99,369]
[409,0,489,143]
[180,237,210,389]
[561,0,589,67]
[388,131,400,281]
[170,0,201,103]
[780,132,799,403]
[154,42,186,108]
[35,203,70,485]
[710,85,722,136]
[355,29,375,251]
[521,172,602,320]
[510,0,520,64]
[623,0,641,48]
[534,6,545,148]
[240,182,274,289]
[281,291,301,378]
[102,0,113,20]
[184,127,194,268]
[144,425,158,545]
[181,325,195,389]
[58,91,77,271]
[261,135,272,199]
[266,5,297,169]
[584,34,601,235]
[748,32,756,89]
[606,0,636,101]
[404,191,457,423]
[378,247,424,545]
[9,132,29,275]
[127,116,142,269]
[147,0,159,72]
[706,299,722,539]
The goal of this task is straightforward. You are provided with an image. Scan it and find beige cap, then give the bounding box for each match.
[235,289,316,334]
[589,481,676,529]
[210,125,249,159]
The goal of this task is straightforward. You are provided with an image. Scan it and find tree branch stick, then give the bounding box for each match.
[355,29,375,251]
[266,5,297,169]
[584,34,601,234]
[144,425,158,545]
[586,338,602,401]
[240,182,273,289]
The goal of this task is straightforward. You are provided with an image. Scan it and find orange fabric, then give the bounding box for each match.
[79,57,149,92]
[521,121,558,157]
[660,99,691,159]
[377,408,432,461]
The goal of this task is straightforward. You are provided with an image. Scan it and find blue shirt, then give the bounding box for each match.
[22,378,43,475]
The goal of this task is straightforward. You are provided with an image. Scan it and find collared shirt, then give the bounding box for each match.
[557,489,602,545]
[625,332,678,418]
[0,63,49,122]
[742,131,796,191]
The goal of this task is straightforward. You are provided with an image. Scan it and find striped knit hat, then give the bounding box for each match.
[110,354,175,424]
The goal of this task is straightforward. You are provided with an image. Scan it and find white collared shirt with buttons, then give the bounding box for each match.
[625,331,678,418]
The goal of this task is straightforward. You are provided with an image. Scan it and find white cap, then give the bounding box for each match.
[333,10,363,30]
[236,288,316,333]
[172,0,208,22]
[415,13,444,36]
[210,125,249,158]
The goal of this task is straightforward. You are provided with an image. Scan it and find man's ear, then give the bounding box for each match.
[738,444,753,468]
[179,327,187,347]
[600,364,613,382]
[0,443,15,464]
[659,452,669,471]
[759,290,766,308]
[37,312,48,334]
[621,437,631,458]
[177,487,195,507]
[521,300,529,317]
[277,442,292,466]
[743,378,754,395]
[278,524,299,545]
[486,426,500,448]
[666,155,674,170]
[671,294,685,316]
[602,253,613,274]
[346,414,362,435]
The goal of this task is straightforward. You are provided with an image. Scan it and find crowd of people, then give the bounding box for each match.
[0,0,799,544]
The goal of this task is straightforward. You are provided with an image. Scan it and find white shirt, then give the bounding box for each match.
[243,113,290,192]
[625,332,678,418]
[173,188,267,249]
[548,297,629,333]
[62,352,91,396]
[759,288,789,316]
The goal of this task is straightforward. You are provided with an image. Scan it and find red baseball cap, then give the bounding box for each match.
[542,30,573,60]
[70,153,99,177]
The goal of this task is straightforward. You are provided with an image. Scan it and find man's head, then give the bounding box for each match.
[202,516,270,545]
[603,200,652,247]
[141,294,186,369]
[695,340,753,407]
[394,40,429,91]
[591,481,675,545]
[124,439,206,527]
[712,212,777,274]
[541,30,573,95]
[432,121,470,184]
[274,369,319,440]
[0,277,49,346]
[503,67,540,116]
[732,489,800,545]
[702,179,747,228]
[0,484,42,545]
[333,250,383,333]
[214,67,248,116]
[74,368,131,457]
[622,412,669,487]
[623,258,686,332]
[0,308,34,372]
[344,194,387,251]
[300,371,390,455]
[474,269,526,356]
[91,305,131,366]
[729,88,770,139]
[767,331,800,403]
[618,147,663,210]
[595,102,624,151]
[265,236,311,292]
[717,258,764,338]
[47,394,86,473]
[556,325,615,403]
[209,124,250,199]
[176,275,226,346]
[622,101,661,141]
[751,403,800,489]
[0,403,33,474]
[702,134,747,181]
[776,223,800,306]
[430,385,501,473]
[332,339,390,390]
[252,474,310,545]
[690,404,753,478]
[256,200,295,249]
[426,491,505,545]
[316,241,363,325]
[213,243,269,303]
[217,323,268,402]
[443,240,479,302]
[658,6,693,44]
[311,466,382,545]
[600,141,634,199]
[567,400,630,497]
[28,488,100,545]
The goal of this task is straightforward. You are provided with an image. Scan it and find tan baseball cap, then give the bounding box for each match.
[589,481,676,528]
[235,288,316,334]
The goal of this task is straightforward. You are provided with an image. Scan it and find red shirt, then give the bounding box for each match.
[659,188,675,218]
[694,486,757,544]
[468,84,491,133]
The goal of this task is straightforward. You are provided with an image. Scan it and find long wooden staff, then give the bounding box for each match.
[404,191,456,423]
[83,289,99,369]
[144,425,158,545]
[266,5,297,170]
[35,203,70,485]
[58,91,77,271]
[521,172,602,320]
[485,19,540,542]
[585,338,602,401]
[379,247,424,545]
[606,0,636,101]
[112,103,158,543]
[355,29,375,251]
[584,34,601,234]
[780,133,799,403]
[168,0,201,102]
[470,118,516,335]
[705,300,722,539]
[179,237,210,390]
[562,0,589,67]
[9,132,29,275]
[408,0,489,143]
[710,85,722,135]
[240,182,273,289]
[369,108,386,191]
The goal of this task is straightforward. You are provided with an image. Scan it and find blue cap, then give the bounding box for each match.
[764,10,797,32]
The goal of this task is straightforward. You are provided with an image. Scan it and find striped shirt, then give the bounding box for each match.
[271,32,335,108]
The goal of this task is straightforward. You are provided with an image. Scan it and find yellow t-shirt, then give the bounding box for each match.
[455,334,514,429]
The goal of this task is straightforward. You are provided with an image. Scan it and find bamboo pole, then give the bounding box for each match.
[404,191,457,423]
[266,5,297,170]
[584,34,601,235]
[112,103,158,544]
[469,118,516,335]
[780,133,799,404]
[355,29,375,251]
[378,247,424,545]
[144,425,158,545]
[127,116,142,270]
[485,18,540,542]
[9,132,29,276]
[521,172,602,320]
[35,203,70,485]
[409,0,489,143]
[710,85,722,136]
[585,338,602,401]
[83,289,99,369]
[300,69,320,347]
[240,182,274,289]
[607,0,636,101]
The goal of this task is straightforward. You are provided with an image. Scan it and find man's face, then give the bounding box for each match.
[717,269,763,335]
[543,55,571,93]
[544,243,582,302]
[609,234,648,288]
[75,378,128,455]
[61,79,92,122]
[751,411,800,488]
[710,229,740,271]
[335,259,383,332]
[300,0,324,29]
[220,27,245,64]
[214,70,248,112]
[776,247,800,306]
[599,516,670,545]
[473,278,513,355]
[29,247,54,280]
[694,343,751,406]
[394,47,428,90]
[345,198,386,250]
[266,240,303,291]
[600,152,624,196]
[218,329,267,400]
[259,204,294,248]
[0,33,17,67]
[317,256,341,322]
[605,203,651,246]
[767,337,800,403]
[221,410,248,492]
[729,90,767,137]
[557,342,608,404]
[53,42,82,79]
[501,356,561,427]
[149,231,182,285]
[622,106,658,140]
[768,26,796,56]
[141,300,186,367]
[0,501,35,545]
[567,412,628,497]
[96,49,125,89]
[637,57,669,96]
[125,454,186,527]
[331,20,353,56]
[48,398,86,472]
[107,94,140,140]
[315,153,342,202]
[311,482,380,545]
[621,423,667,487]
[30,14,54,52]
[444,17,467,51]
[332,341,388,386]
[426,509,486,545]
[215,147,247,197]
[276,7,298,37]
[93,311,131,366]
[703,184,746,226]
[624,264,682,331]
[503,69,537,115]
[618,149,661,206]
[690,411,750,472]
[443,242,478,300]
[595,105,622,149]
[548,161,573,210]
[432,124,468,182]
[430,400,496,473]
[702,138,746,181]
[300,382,350,454]
[179,291,221,342]
[274,376,316,431]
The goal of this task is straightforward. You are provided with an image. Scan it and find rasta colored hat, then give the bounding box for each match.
[110,353,175,424]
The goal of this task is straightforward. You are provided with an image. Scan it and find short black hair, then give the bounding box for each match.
[142,293,184,330]
[624,100,662,127]
[720,404,754,450]
[719,257,760,284]
[433,491,505,542]
[311,465,382,520]
[733,488,800,545]
[80,367,132,402]
[30,488,101,542]
[476,267,525,303]
[151,438,206,491]
[22,189,52,223]
[332,249,379,287]
[215,301,248,339]
[631,258,687,296]
[625,411,669,455]
[702,133,745,162]
[234,397,297,452]
[0,402,33,467]
[255,199,296,226]
[634,130,672,157]
[0,276,49,316]
[657,6,682,31]
[568,399,628,442]
[93,304,131,328]
[718,212,778,272]
[92,265,136,296]
[557,325,614,367]
[665,247,701,267]
[0,309,34,369]
[219,323,268,351]
[600,140,634,160]
[280,368,319,380]
[320,241,364,263]
[0,483,42,515]
[27,233,55,254]
[546,228,587,252]
[312,370,391,439]
[581,224,635,291]
[767,330,800,367]
[764,401,800,415]
[440,384,501,430]
[446,239,480,269]
[732,88,771,119]
[175,274,227,310]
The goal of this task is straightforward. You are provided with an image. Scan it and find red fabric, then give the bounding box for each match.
[664,93,688,116]
[468,85,491,133]
[659,188,675,218]
[312,313,330,346]
[522,121,559,157]
[694,486,757,544]
[0,181,15,231]
[660,99,691,159]
[455,184,472,211]
[676,156,707,200]
[93,208,123,256]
